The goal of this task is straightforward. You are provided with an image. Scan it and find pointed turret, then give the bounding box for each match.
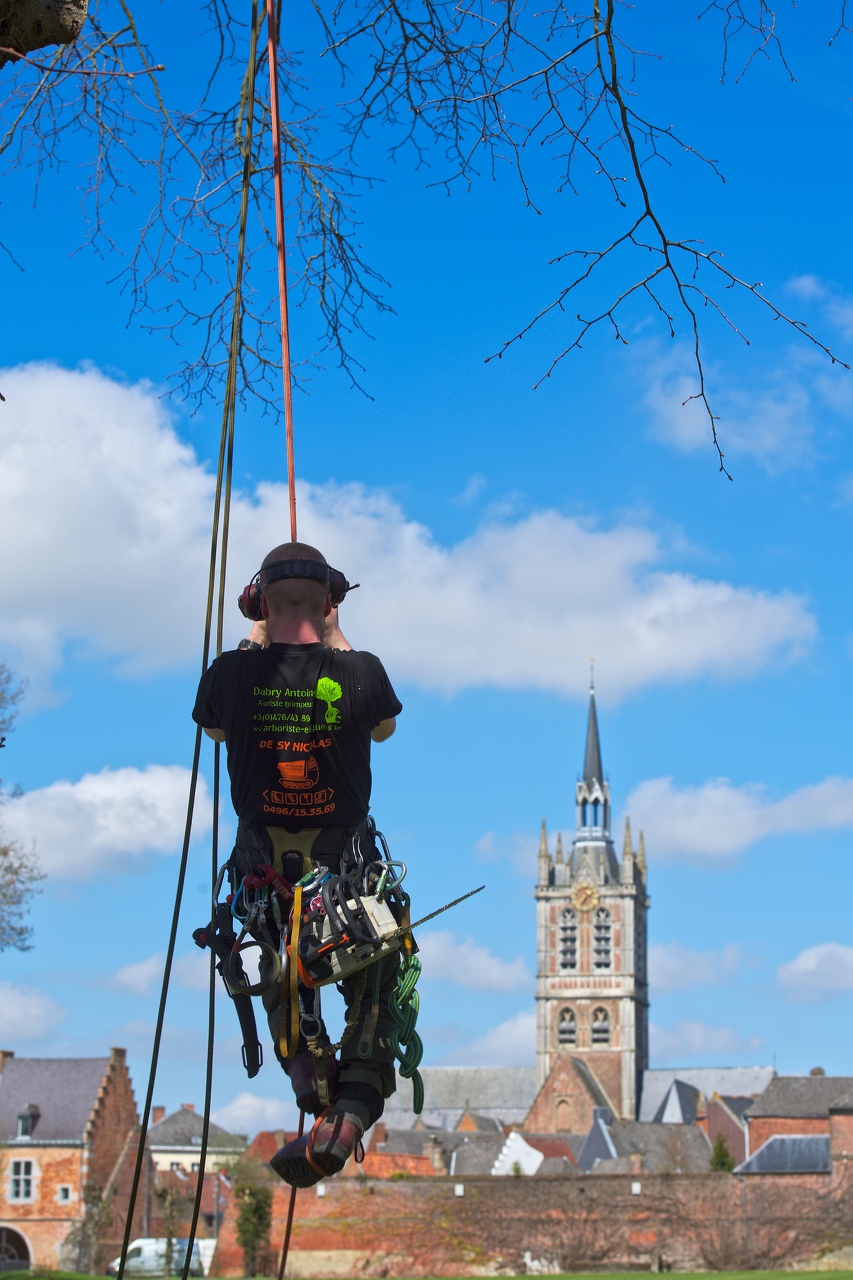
[623,816,633,859]
[575,680,610,839]
[538,818,552,885]
[583,686,604,786]
[637,829,647,876]
[555,832,564,865]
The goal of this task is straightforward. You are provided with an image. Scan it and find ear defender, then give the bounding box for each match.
[237,560,359,619]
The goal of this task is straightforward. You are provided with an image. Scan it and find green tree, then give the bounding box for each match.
[315,677,342,724]
[235,1181,272,1277]
[709,1133,736,1173]
[0,663,44,952]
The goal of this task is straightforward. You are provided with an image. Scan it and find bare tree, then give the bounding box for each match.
[0,2,849,467]
[0,663,43,952]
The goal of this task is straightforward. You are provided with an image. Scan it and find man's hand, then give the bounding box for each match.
[323,606,352,651]
[204,727,226,743]
[371,717,396,743]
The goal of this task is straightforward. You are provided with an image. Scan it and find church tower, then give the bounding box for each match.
[532,685,649,1126]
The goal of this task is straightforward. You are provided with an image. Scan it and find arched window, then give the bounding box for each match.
[593,906,612,969]
[559,909,578,970]
[557,1008,577,1046]
[591,1007,611,1045]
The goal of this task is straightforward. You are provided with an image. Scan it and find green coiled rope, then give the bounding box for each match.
[390,952,424,1114]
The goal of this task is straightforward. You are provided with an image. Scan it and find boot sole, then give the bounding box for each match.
[269,1147,324,1189]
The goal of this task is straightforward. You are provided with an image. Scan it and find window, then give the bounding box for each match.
[559,909,578,970]
[191,1163,200,1173]
[592,1007,611,1045]
[593,907,612,969]
[58,1186,71,1202]
[16,1107,38,1138]
[170,1162,182,1172]
[557,1008,577,1046]
[11,1160,33,1200]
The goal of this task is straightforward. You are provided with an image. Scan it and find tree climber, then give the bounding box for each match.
[192,541,402,1188]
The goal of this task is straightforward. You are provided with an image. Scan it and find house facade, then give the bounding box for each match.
[0,1047,142,1271]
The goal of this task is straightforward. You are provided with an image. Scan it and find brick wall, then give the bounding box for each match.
[748,1113,828,1152]
[211,1164,853,1277]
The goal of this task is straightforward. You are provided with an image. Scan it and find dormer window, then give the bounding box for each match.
[16,1106,39,1138]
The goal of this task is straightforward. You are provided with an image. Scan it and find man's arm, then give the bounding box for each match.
[323,606,352,651]
[371,717,396,743]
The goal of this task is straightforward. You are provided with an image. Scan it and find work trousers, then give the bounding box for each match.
[230,821,399,1103]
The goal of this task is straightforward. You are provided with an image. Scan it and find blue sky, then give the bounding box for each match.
[2,3,853,1137]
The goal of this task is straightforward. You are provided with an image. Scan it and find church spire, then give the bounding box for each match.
[623,816,633,858]
[583,683,604,786]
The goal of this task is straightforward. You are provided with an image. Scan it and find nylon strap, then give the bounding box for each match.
[280,884,302,1058]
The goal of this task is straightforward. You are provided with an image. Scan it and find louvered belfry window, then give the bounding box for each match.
[559,909,578,970]
[591,1007,611,1045]
[558,1008,577,1045]
[593,907,612,968]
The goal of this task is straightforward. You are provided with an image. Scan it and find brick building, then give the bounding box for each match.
[0,1047,142,1271]
[531,685,649,1125]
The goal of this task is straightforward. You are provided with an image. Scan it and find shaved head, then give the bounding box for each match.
[260,541,330,619]
[261,541,326,571]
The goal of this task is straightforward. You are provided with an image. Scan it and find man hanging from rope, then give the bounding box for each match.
[192,542,402,1188]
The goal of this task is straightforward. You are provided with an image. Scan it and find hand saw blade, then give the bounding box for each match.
[393,884,485,937]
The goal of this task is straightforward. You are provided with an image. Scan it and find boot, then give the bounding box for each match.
[285,1050,340,1117]
[269,1101,366,1188]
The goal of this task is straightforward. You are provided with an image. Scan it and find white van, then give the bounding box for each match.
[105,1238,204,1277]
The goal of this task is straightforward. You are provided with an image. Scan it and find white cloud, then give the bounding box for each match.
[444,1010,536,1066]
[1,765,212,879]
[643,345,818,469]
[649,942,741,994]
[777,943,853,1004]
[211,1092,298,1139]
[474,830,540,876]
[112,952,167,996]
[416,930,530,991]
[624,774,853,861]
[788,275,853,340]
[0,981,67,1041]
[650,1020,762,1062]
[0,361,815,701]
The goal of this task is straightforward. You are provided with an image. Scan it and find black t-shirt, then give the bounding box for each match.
[192,644,402,828]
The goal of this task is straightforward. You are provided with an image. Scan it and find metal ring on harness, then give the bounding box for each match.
[222,937,281,996]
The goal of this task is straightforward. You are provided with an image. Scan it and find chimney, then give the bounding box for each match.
[151,1106,166,1125]
[0,1051,14,1073]
[181,1103,195,1112]
[110,1047,127,1065]
[810,1067,826,1077]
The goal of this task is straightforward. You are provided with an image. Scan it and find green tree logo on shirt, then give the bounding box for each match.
[316,677,343,724]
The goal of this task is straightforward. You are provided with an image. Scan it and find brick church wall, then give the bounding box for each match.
[211,1165,853,1277]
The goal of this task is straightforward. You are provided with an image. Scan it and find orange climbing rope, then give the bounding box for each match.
[265,0,298,541]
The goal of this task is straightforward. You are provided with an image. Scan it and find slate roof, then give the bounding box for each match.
[736,1135,831,1175]
[148,1107,246,1151]
[580,1117,711,1175]
[0,1056,111,1143]
[536,1155,579,1176]
[384,1066,537,1130]
[449,1134,506,1175]
[746,1075,853,1118]
[609,1121,711,1173]
[639,1067,775,1122]
[652,1079,700,1125]
[720,1096,754,1121]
